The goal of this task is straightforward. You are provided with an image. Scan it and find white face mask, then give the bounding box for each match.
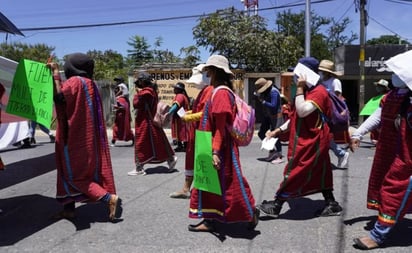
[392,74,406,88]
[197,72,210,89]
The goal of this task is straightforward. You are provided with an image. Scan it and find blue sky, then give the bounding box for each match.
[2,0,412,62]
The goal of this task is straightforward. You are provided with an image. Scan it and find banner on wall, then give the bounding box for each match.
[144,69,245,106]
[0,56,31,149]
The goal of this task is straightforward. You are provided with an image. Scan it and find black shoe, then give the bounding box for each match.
[317,201,343,217]
[49,135,55,143]
[30,137,36,144]
[12,142,21,147]
[20,142,32,149]
[20,138,32,149]
[256,200,282,218]
[265,151,280,162]
[174,146,186,152]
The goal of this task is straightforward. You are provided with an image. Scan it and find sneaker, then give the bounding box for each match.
[337,151,349,168]
[256,200,282,218]
[174,146,186,152]
[317,201,343,217]
[168,156,178,171]
[265,151,280,162]
[128,168,146,176]
[271,157,284,164]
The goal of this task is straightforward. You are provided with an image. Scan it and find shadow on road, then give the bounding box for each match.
[259,198,326,221]
[0,153,55,190]
[201,221,261,242]
[0,194,61,246]
[0,194,123,246]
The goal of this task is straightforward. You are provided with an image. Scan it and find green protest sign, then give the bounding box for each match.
[6,59,54,128]
[193,130,222,196]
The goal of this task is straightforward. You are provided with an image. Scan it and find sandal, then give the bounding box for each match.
[353,236,380,250]
[169,191,190,199]
[188,219,215,232]
[108,195,123,221]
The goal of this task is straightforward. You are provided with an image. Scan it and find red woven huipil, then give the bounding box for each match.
[189,88,255,223]
[133,87,174,165]
[55,76,116,204]
[276,85,333,200]
[112,96,134,142]
[366,89,412,226]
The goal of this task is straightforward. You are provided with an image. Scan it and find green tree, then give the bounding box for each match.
[179,45,201,67]
[367,35,410,45]
[86,50,126,81]
[276,10,357,60]
[0,42,55,63]
[127,35,153,67]
[193,7,302,71]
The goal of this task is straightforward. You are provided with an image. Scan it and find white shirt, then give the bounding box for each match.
[117,83,129,96]
[322,77,342,94]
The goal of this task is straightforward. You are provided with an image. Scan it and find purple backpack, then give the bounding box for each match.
[326,92,350,133]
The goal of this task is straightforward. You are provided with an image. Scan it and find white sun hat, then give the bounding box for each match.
[202,55,234,76]
[187,63,206,85]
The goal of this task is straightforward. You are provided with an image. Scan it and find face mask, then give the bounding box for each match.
[319,72,324,81]
[196,72,210,89]
[392,74,406,88]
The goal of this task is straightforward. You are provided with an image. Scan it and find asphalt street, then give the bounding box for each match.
[0,129,411,253]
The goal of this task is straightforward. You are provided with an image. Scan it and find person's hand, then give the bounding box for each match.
[266,128,279,138]
[212,154,221,170]
[296,74,307,89]
[47,62,60,75]
[349,138,360,152]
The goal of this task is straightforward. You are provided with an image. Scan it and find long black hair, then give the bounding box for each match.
[208,66,233,90]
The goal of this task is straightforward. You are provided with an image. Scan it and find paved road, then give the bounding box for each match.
[0,130,411,253]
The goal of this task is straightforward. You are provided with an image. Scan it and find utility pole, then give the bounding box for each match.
[305,0,311,57]
[240,0,258,16]
[358,0,367,125]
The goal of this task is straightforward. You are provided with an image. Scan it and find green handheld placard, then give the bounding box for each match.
[6,59,54,128]
[193,130,222,196]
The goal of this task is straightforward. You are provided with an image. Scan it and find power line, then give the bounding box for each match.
[368,15,411,42]
[19,0,333,32]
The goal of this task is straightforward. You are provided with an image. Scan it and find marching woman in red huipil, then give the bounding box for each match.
[258,57,343,219]
[351,72,412,250]
[168,82,190,152]
[112,86,134,146]
[188,55,257,232]
[49,53,122,221]
[169,64,213,199]
[128,72,177,176]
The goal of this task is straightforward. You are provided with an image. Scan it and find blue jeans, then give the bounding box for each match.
[30,121,51,138]
[330,139,345,157]
[258,116,281,153]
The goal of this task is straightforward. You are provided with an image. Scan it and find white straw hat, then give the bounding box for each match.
[202,55,234,76]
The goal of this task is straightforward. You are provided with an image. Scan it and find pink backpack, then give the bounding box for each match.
[212,86,255,146]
